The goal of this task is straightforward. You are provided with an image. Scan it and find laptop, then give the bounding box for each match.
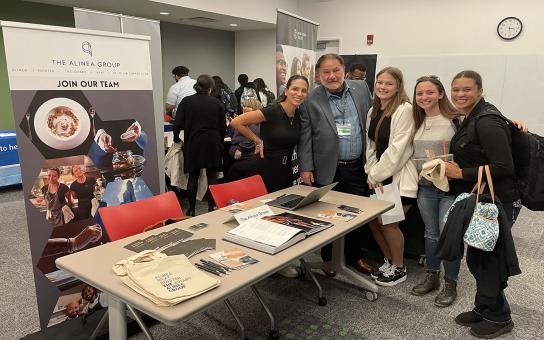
[267,182,338,211]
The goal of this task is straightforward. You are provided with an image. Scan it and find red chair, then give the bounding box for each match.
[209,175,268,208]
[99,191,188,242]
[93,191,188,339]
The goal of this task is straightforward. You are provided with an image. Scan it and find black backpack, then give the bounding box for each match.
[220,88,238,114]
[469,109,544,211]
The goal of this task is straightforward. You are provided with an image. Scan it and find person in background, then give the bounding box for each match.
[226,98,263,181]
[42,168,71,227]
[231,74,308,193]
[301,54,312,82]
[254,78,275,108]
[235,74,256,115]
[165,66,196,119]
[65,300,81,320]
[365,66,417,287]
[291,56,302,77]
[212,75,238,118]
[312,65,321,89]
[80,285,106,315]
[276,45,288,96]
[298,53,373,277]
[445,70,521,339]
[174,75,226,216]
[69,164,96,220]
[410,76,463,306]
[346,63,367,81]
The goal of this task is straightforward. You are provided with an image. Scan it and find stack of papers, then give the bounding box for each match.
[124,228,193,252]
[161,239,216,257]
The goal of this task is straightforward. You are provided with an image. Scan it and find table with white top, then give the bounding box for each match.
[56,185,393,339]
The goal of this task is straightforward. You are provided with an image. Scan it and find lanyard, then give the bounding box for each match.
[330,94,348,123]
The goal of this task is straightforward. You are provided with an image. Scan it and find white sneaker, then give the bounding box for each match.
[370,258,392,279]
[376,265,407,287]
[277,265,300,278]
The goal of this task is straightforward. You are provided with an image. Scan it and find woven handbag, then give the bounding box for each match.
[463,165,499,251]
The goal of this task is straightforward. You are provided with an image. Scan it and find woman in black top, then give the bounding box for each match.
[173,75,226,216]
[231,75,309,192]
[254,78,276,107]
[69,164,96,220]
[445,70,520,338]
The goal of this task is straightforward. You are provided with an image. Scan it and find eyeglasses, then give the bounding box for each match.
[276,60,287,68]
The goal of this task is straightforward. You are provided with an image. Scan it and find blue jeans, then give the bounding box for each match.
[417,185,460,281]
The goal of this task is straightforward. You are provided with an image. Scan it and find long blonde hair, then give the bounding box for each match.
[370,66,410,118]
[412,76,462,131]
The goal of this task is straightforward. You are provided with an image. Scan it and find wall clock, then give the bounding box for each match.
[497,17,523,40]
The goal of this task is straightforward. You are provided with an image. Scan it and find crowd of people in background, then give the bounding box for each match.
[166,54,526,338]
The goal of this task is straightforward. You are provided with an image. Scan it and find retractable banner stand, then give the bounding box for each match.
[276,10,318,97]
[276,10,318,185]
[1,21,160,329]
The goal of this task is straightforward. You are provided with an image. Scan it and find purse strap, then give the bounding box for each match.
[483,164,496,204]
[475,165,496,204]
[471,166,486,194]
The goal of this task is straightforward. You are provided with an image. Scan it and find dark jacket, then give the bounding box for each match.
[229,124,260,160]
[437,193,521,302]
[449,98,519,202]
[234,82,256,114]
[173,94,226,173]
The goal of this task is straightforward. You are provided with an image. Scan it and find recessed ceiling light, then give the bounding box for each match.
[160,12,169,15]
[229,23,238,27]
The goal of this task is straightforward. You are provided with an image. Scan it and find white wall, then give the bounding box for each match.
[234,29,276,93]
[153,0,299,24]
[299,0,544,55]
[299,0,544,134]
[161,22,235,91]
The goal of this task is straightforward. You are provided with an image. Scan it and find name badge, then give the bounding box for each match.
[336,123,352,136]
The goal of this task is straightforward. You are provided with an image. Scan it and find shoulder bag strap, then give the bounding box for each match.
[474,165,484,200]
[484,165,496,204]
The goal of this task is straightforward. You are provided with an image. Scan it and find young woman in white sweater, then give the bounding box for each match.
[410,76,463,306]
[365,67,418,286]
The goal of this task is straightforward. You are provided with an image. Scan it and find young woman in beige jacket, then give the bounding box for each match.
[365,66,418,287]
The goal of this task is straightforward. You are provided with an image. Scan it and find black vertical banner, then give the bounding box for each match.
[1,21,159,330]
[276,10,319,185]
[276,10,318,96]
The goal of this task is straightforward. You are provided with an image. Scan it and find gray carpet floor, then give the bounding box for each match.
[2,185,543,339]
